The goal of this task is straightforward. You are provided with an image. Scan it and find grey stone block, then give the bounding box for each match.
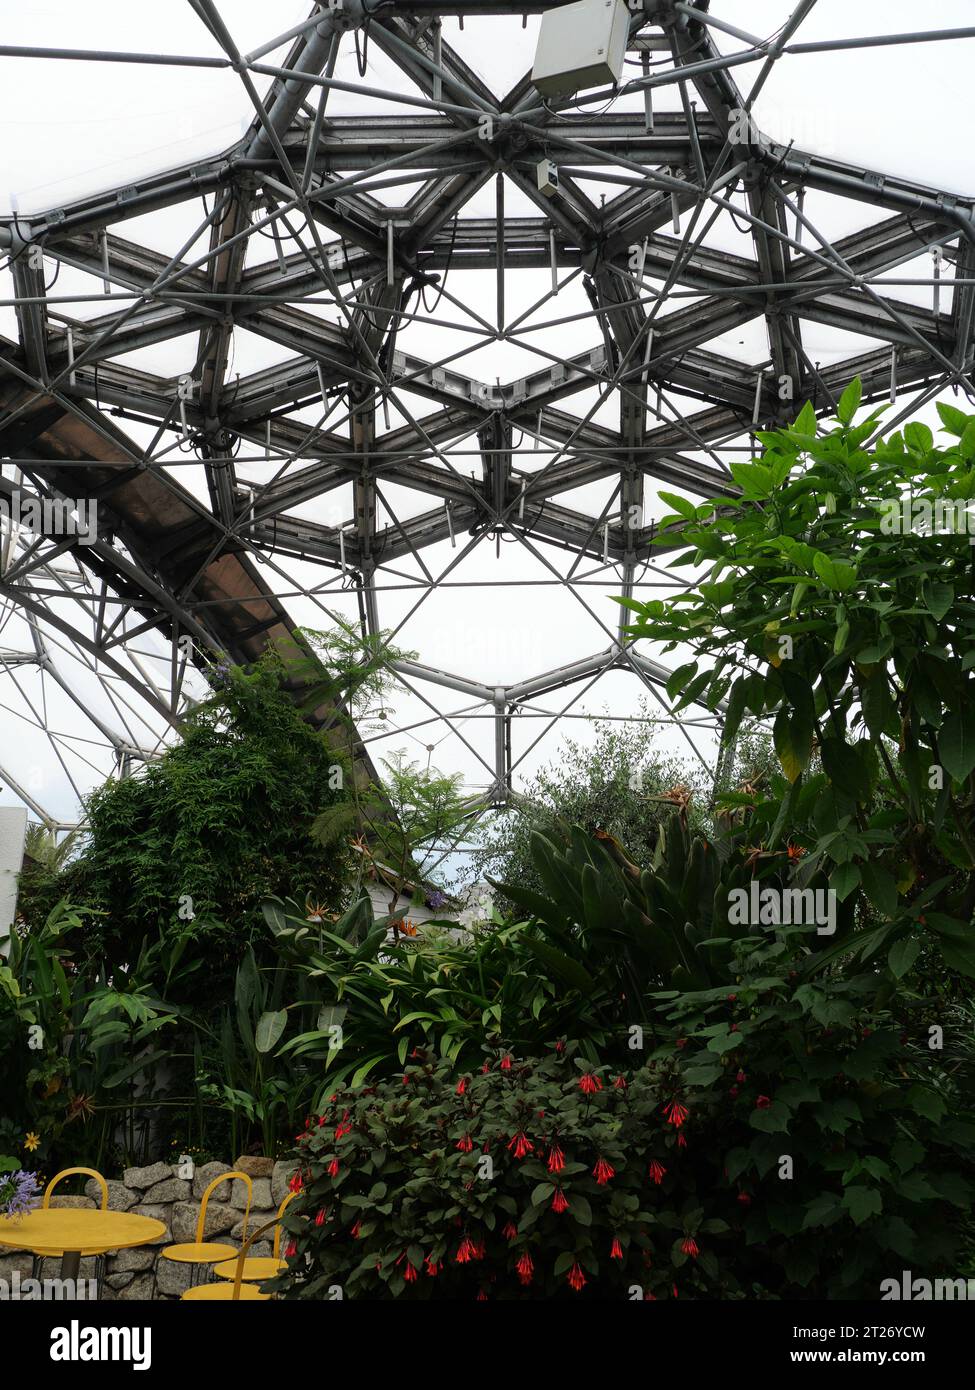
[231,1177,272,1211]
[191,1161,231,1199]
[142,1177,191,1204]
[122,1162,171,1190]
[129,1204,172,1243]
[48,1194,95,1209]
[105,1271,135,1290]
[86,1178,137,1211]
[118,1272,155,1300]
[155,1257,193,1296]
[0,1252,33,1279]
[172,1199,236,1244]
[107,1248,155,1275]
[271,1161,298,1205]
[233,1156,275,1179]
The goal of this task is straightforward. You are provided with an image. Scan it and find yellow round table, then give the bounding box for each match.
[0,1208,166,1281]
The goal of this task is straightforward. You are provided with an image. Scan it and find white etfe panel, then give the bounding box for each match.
[0,806,28,955]
[531,0,630,98]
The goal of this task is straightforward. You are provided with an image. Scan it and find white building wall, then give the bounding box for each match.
[0,805,28,957]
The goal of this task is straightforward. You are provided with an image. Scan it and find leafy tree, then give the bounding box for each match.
[467,704,704,912]
[17,653,356,994]
[620,380,975,985]
[312,751,471,932]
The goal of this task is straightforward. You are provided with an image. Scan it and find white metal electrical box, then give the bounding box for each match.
[531,0,631,98]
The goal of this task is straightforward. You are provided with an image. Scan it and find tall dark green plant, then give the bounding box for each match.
[620,381,975,986]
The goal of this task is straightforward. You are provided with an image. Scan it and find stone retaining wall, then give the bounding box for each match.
[0,1157,297,1300]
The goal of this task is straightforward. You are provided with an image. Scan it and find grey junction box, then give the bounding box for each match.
[531,0,631,98]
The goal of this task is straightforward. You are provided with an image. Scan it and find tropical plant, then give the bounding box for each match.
[619,381,975,986]
[16,653,357,995]
[273,1044,733,1300]
[466,703,706,913]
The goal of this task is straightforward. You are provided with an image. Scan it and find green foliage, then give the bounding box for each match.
[312,751,469,921]
[467,705,704,913]
[652,926,973,1296]
[17,655,356,993]
[619,383,975,985]
[0,900,194,1169]
[274,1046,732,1300]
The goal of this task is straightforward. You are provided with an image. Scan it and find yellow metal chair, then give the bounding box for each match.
[212,1191,299,1283]
[160,1170,253,1288]
[31,1167,111,1295]
[181,1217,277,1301]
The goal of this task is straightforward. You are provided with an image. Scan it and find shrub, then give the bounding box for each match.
[275,929,974,1300]
[275,1046,732,1300]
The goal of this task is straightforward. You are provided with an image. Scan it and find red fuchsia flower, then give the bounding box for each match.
[507,1131,534,1159]
[502,1222,517,1241]
[403,1260,418,1283]
[547,1144,565,1174]
[456,1133,474,1153]
[516,1251,534,1286]
[726,993,737,1003]
[472,1240,486,1260]
[455,1235,478,1264]
[551,1187,569,1214]
[610,1237,623,1261]
[334,1112,352,1140]
[612,1075,627,1090]
[737,1192,751,1207]
[456,1077,467,1096]
[579,1072,602,1095]
[314,1208,326,1226]
[289,1172,304,1192]
[285,1240,297,1257]
[729,1023,739,1033]
[481,1062,490,1074]
[680,1236,699,1259]
[402,1074,410,1086]
[351,1219,361,1239]
[736,1070,747,1083]
[327,1158,340,1178]
[648,1159,667,1185]
[677,1132,687,1149]
[567,1261,586,1292]
[755,1095,772,1109]
[555,1040,565,1054]
[500,1054,512,1072]
[676,1038,688,1049]
[593,1157,615,1185]
[425,1258,440,1277]
[663,1098,689,1128]
[729,1086,739,1098]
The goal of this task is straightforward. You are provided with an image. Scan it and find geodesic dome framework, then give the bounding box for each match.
[1,0,974,831]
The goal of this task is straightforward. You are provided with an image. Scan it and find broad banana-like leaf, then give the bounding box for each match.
[256,1008,288,1053]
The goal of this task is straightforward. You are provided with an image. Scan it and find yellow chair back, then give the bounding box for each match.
[43,1167,109,1210]
[196,1170,252,1245]
[272,1190,300,1260]
[229,1216,279,1300]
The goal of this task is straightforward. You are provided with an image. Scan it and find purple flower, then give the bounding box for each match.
[425,889,448,910]
[0,1170,41,1218]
